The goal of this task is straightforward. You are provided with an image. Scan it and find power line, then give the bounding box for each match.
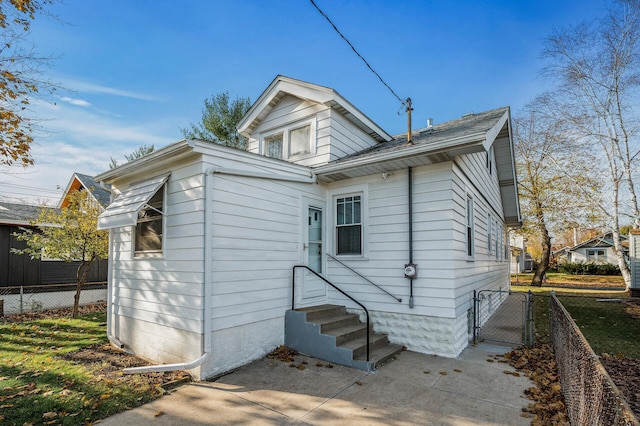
[309,0,407,108]
[0,182,60,194]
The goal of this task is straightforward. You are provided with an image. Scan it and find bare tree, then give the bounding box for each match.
[540,0,640,289]
[514,107,599,286]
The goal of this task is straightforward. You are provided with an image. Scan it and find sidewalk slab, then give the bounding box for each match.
[100,344,532,425]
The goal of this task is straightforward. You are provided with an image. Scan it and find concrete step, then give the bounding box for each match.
[358,343,404,369]
[315,313,361,333]
[286,304,401,371]
[323,322,369,345]
[296,304,345,322]
[340,332,391,359]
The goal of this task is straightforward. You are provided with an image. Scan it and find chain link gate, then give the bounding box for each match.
[473,290,533,346]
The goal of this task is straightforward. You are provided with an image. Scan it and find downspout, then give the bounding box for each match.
[408,167,414,308]
[124,168,215,374]
[101,182,124,349]
[106,228,124,349]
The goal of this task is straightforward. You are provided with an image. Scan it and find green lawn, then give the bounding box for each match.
[0,313,162,425]
[513,287,640,358]
[511,272,625,287]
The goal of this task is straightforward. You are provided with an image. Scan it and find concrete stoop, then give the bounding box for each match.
[284,304,403,371]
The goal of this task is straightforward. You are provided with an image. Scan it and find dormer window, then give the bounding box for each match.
[265,133,284,159]
[261,121,314,160]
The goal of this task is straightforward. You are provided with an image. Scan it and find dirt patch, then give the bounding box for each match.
[2,303,191,391]
[63,343,191,391]
[601,354,640,419]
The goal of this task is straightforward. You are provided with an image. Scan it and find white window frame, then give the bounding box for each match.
[260,118,316,161]
[486,145,494,176]
[586,248,606,263]
[133,184,165,258]
[466,193,475,260]
[487,213,493,254]
[329,185,368,260]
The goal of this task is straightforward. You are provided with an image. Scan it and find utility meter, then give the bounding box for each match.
[404,263,417,279]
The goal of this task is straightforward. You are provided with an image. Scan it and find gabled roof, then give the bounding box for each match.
[0,201,56,226]
[569,232,629,251]
[59,173,111,209]
[237,75,392,143]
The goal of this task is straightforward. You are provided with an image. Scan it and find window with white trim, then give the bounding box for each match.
[262,122,312,160]
[586,249,606,263]
[487,213,493,254]
[336,195,362,256]
[134,185,164,255]
[466,194,474,258]
[496,223,502,260]
[486,145,494,175]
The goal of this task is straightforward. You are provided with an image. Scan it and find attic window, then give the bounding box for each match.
[261,122,313,160]
[265,133,284,159]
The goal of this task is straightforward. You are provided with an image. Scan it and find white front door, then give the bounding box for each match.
[302,199,326,299]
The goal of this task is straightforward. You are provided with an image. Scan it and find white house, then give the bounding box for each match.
[95,76,521,379]
[560,233,628,265]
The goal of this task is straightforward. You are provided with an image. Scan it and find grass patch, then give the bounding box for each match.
[511,272,624,287]
[513,287,640,358]
[0,312,163,425]
[558,296,640,358]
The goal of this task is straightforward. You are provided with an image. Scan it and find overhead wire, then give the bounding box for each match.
[309,0,407,109]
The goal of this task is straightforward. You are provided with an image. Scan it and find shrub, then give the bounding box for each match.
[557,261,621,275]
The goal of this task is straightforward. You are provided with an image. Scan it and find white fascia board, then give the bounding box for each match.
[314,131,486,175]
[94,140,195,184]
[482,108,509,151]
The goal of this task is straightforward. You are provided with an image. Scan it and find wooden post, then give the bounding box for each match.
[0,299,3,317]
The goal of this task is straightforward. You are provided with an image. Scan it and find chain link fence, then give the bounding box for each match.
[550,293,638,425]
[474,289,534,346]
[0,282,107,316]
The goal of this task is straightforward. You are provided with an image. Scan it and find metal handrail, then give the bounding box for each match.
[326,254,402,303]
[292,265,370,362]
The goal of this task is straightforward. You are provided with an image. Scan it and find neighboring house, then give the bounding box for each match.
[509,233,532,273]
[1,172,110,289]
[0,201,106,287]
[95,75,521,380]
[59,172,111,210]
[552,246,571,264]
[562,232,628,265]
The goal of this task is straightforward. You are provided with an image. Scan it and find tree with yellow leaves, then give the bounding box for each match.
[0,0,56,166]
[13,190,108,318]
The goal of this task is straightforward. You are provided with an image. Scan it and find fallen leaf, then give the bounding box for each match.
[355,381,362,386]
[423,370,430,374]
[439,372,447,376]
[453,369,462,373]
[154,411,165,417]
[42,411,58,419]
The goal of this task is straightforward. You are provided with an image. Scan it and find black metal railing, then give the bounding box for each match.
[292,265,370,362]
[326,254,402,303]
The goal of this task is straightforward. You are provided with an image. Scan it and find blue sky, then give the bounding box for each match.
[0,0,606,204]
